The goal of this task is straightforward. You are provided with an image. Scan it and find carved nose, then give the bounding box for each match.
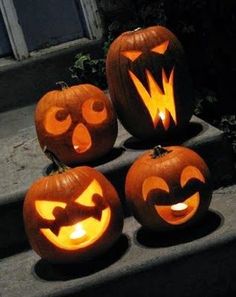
[72,123,92,153]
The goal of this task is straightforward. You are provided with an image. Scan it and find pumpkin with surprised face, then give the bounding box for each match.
[125,146,212,231]
[35,83,118,165]
[106,26,194,139]
[23,165,123,263]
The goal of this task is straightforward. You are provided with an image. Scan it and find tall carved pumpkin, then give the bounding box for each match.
[35,83,118,165]
[23,153,123,263]
[125,146,212,231]
[106,26,194,139]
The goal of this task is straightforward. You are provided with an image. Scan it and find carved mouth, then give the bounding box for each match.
[129,67,176,129]
[40,208,111,250]
[72,123,92,154]
[154,192,200,225]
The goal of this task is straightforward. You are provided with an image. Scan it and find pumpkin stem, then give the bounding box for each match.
[56,81,69,90]
[43,146,69,174]
[151,145,170,158]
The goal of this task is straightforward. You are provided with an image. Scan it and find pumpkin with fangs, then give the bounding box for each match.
[106,26,194,139]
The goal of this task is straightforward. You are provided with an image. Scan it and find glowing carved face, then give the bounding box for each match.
[106,26,194,139]
[35,84,118,165]
[122,40,176,130]
[142,166,206,225]
[44,98,108,154]
[35,179,111,250]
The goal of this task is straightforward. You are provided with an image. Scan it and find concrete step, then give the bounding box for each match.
[0,39,102,112]
[0,186,236,297]
[0,104,234,254]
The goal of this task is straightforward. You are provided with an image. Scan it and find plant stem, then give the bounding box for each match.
[151,145,170,159]
[43,147,69,174]
[56,81,69,90]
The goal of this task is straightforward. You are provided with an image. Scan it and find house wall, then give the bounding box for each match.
[0,10,11,57]
[12,0,85,51]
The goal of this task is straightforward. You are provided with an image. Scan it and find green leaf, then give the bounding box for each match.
[74,54,91,70]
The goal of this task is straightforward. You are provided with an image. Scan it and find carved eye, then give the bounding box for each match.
[75,179,103,206]
[142,176,169,201]
[151,40,169,55]
[180,166,205,188]
[82,99,108,125]
[121,50,142,61]
[44,107,72,135]
[35,201,66,220]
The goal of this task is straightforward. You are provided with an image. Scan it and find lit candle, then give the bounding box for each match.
[70,223,88,244]
[170,202,188,217]
[159,111,165,120]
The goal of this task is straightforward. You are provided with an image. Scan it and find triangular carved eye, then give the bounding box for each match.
[75,179,103,207]
[121,50,142,61]
[151,40,169,54]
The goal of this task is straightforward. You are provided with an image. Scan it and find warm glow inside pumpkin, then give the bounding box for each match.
[35,179,111,250]
[121,40,176,130]
[82,99,108,124]
[35,84,118,165]
[72,123,92,154]
[142,165,206,225]
[106,26,194,139]
[125,146,212,231]
[128,67,176,129]
[23,164,123,263]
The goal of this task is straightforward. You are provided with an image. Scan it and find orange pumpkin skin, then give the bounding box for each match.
[35,84,118,165]
[106,26,194,139]
[23,166,123,263]
[125,146,212,231]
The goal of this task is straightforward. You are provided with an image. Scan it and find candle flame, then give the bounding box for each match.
[170,202,188,217]
[70,223,86,240]
[171,203,188,211]
[159,111,165,121]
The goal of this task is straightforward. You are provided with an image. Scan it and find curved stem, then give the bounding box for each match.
[151,145,170,159]
[56,81,69,90]
[43,147,69,174]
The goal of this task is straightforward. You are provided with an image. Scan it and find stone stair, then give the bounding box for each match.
[0,104,235,297]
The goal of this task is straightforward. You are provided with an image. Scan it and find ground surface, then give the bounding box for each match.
[0,104,235,297]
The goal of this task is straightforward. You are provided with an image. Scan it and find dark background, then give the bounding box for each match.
[98,0,236,117]
[72,0,236,157]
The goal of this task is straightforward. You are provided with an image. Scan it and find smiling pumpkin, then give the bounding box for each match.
[125,146,212,231]
[142,165,205,225]
[23,166,123,263]
[35,179,111,250]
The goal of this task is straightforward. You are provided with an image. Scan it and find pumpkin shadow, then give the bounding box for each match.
[123,122,202,150]
[135,210,223,248]
[43,147,125,175]
[34,234,130,281]
[86,147,125,167]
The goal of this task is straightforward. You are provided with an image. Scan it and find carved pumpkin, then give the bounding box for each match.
[35,83,118,165]
[106,26,194,139]
[125,146,212,231]
[23,153,123,263]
